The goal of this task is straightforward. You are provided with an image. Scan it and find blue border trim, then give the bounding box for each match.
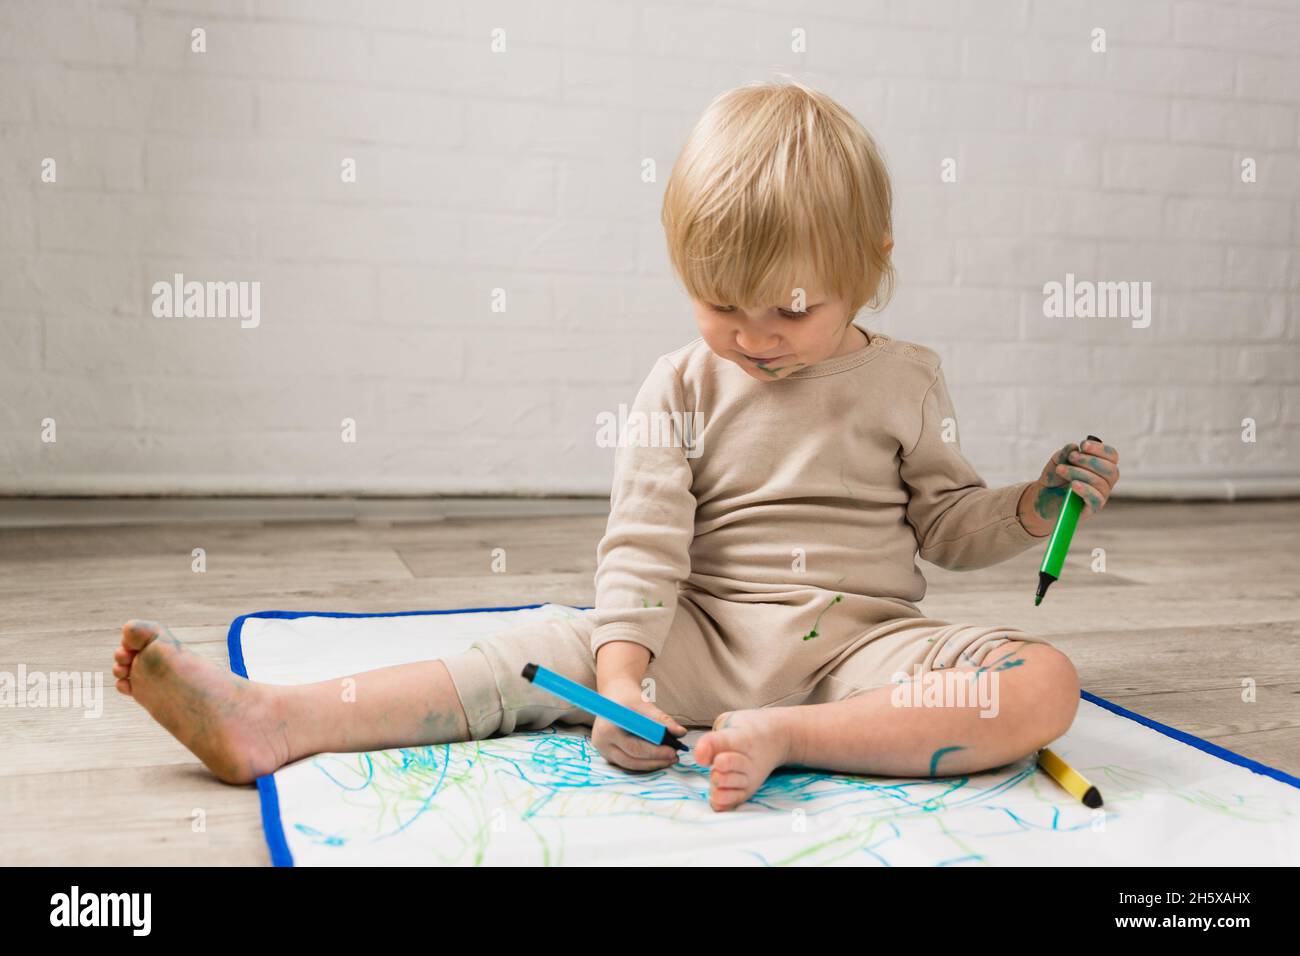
[225,603,594,867]
[1081,689,1299,789]
[228,608,1299,866]
[255,774,293,867]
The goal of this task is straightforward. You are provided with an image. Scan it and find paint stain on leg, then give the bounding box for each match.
[929,745,966,776]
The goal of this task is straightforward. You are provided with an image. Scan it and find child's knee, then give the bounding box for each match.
[1016,644,1080,741]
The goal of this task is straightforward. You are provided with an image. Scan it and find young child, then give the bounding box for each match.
[113,80,1120,812]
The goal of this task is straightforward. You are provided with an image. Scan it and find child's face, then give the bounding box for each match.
[692,283,863,382]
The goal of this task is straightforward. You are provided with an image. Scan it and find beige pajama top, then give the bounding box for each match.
[588,326,1044,685]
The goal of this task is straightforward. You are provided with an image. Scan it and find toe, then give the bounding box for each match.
[115,678,132,696]
[113,646,132,666]
[710,768,747,788]
[122,619,162,651]
[112,663,129,679]
[693,731,720,766]
[710,788,748,811]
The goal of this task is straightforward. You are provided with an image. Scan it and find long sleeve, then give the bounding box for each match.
[590,356,697,662]
[899,363,1041,571]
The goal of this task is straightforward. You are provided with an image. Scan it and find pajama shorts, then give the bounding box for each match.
[441,590,1057,739]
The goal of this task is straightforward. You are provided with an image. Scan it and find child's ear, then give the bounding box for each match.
[882,234,894,255]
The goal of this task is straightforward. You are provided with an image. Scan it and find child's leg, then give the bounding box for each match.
[694,636,1080,811]
[114,619,472,785]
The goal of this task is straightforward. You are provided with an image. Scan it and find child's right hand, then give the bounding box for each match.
[591,679,688,772]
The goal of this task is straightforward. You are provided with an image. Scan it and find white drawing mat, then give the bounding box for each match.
[228,604,1300,866]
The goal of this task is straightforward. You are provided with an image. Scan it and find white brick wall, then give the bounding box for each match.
[0,0,1297,495]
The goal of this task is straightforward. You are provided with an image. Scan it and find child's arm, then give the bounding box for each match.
[899,363,1042,571]
[594,640,652,694]
[590,356,696,688]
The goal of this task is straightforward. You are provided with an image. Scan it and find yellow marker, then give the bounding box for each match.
[1036,747,1103,809]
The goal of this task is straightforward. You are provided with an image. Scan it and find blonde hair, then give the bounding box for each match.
[661,78,894,322]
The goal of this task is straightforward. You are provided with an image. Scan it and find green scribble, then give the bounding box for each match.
[802,594,844,641]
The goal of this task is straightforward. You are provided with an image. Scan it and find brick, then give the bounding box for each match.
[957,237,1097,288]
[0,2,136,66]
[1027,0,1172,43]
[1164,197,1291,243]
[1104,47,1234,97]
[1171,99,1297,150]
[1102,143,1234,194]
[805,23,961,78]
[258,82,465,147]
[0,62,33,123]
[1174,2,1300,57]
[1026,89,1167,140]
[374,148,554,214]
[1227,345,1300,383]
[139,15,369,83]
[0,312,40,372]
[32,66,148,130]
[1026,189,1163,239]
[887,79,1025,132]
[380,265,551,328]
[1089,344,1220,383]
[1237,54,1300,103]
[886,285,1020,341]
[0,188,37,250]
[1225,246,1291,290]
[257,202,465,263]
[961,133,1101,187]
[1096,240,1225,290]
[7,130,144,191]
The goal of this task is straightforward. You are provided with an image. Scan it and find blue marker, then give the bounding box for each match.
[521,663,688,752]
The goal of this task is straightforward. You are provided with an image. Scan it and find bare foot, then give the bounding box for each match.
[693,708,795,812]
[113,619,290,784]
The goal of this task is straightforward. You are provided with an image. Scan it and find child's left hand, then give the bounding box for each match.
[1018,438,1121,535]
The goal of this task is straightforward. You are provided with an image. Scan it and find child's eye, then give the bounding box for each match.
[707,304,812,317]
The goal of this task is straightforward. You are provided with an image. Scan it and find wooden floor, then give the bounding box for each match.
[2,497,1297,865]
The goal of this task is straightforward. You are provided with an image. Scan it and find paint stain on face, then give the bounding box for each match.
[757,362,806,378]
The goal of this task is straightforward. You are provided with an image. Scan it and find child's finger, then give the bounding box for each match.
[653,711,688,736]
[1068,448,1119,483]
[607,739,676,771]
[1070,480,1106,515]
[617,729,680,763]
[1056,462,1111,491]
[1080,438,1119,464]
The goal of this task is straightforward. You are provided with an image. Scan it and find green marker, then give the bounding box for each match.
[1034,434,1103,606]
